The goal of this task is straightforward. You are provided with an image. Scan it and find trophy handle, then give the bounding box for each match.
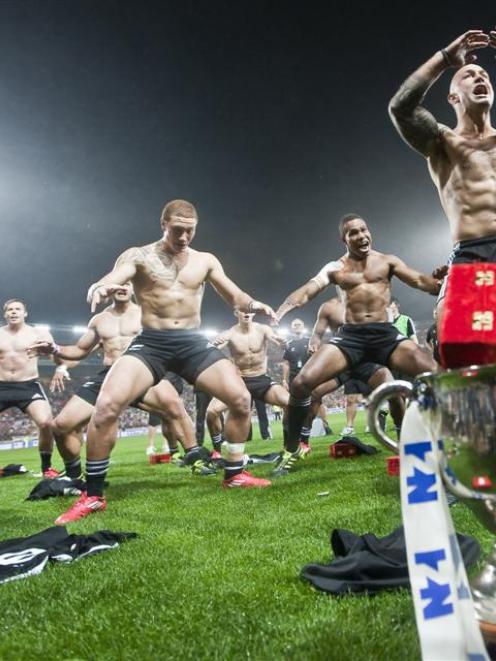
[366,380,414,452]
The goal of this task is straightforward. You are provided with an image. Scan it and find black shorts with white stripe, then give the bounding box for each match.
[0,379,49,413]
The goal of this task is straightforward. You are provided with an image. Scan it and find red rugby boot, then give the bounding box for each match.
[222,470,271,488]
[55,493,107,525]
[43,467,61,479]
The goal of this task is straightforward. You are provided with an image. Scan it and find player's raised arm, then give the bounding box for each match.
[276,260,341,322]
[389,30,489,157]
[389,255,442,296]
[206,254,277,322]
[87,248,140,311]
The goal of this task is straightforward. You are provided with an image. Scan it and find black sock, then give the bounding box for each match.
[184,445,212,466]
[211,433,222,451]
[283,425,288,444]
[223,458,244,480]
[65,458,82,479]
[287,396,311,452]
[86,458,110,497]
[40,452,52,472]
[300,426,311,443]
[184,445,200,461]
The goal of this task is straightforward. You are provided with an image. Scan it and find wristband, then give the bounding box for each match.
[248,300,262,312]
[441,49,453,67]
[55,365,69,376]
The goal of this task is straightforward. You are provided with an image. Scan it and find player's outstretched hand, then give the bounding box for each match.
[308,340,320,354]
[87,284,127,312]
[50,371,66,393]
[443,30,489,67]
[490,28,496,50]
[432,264,449,280]
[251,301,278,324]
[27,340,58,357]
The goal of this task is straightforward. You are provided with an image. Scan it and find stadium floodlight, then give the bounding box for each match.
[35,324,51,332]
[277,327,289,338]
[202,328,218,338]
[72,325,88,334]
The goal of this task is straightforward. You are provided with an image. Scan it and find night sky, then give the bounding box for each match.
[1,1,495,332]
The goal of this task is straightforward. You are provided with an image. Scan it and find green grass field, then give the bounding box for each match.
[0,411,492,661]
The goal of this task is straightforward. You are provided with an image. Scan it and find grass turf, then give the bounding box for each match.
[0,411,492,661]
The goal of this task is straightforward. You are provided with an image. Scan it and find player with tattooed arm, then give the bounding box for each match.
[389,29,496,300]
[55,199,277,522]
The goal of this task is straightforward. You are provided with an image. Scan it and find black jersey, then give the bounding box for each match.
[283,336,310,380]
[0,527,137,584]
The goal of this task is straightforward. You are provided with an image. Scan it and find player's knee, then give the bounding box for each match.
[291,373,312,398]
[228,389,251,418]
[36,415,53,432]
[161,397,184,421]
[93,394,121,427]
[52,417,67,437]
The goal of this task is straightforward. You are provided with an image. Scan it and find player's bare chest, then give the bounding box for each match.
[450,138,496,176]
[98,315,141,341]
[334,263,388,289]
[141,252,205,288]
[0,330,36,355]
[231,331,265,354]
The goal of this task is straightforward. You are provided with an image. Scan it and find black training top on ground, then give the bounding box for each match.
[0,527,137,584]
[301,525,480,595]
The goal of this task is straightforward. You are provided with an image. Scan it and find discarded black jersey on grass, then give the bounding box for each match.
[0,464,27,478]
[0,527,137,585]
[301,526,480,595]
[26,476,86,500]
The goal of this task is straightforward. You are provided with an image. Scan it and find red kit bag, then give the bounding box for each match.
[440,264,496,368]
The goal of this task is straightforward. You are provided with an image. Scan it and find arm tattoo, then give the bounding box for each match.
[391,74,432,115]
[389,75,440,154]
[115,246,147,267]
[117,243,180,284]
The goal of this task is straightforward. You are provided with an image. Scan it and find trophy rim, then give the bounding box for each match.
[416,362,496,389]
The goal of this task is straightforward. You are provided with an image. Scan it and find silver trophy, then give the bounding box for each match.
[367,364,496,643]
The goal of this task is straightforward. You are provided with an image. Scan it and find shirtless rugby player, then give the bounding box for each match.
[0,299,59,476]
[274,214,440,475]
[205,310,288,446]
[56,199,276,522]
[30,284,212,493]
[389,29,496,299]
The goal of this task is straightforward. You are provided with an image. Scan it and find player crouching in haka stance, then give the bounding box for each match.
[274,214,440,476]
[52,199,277,523]
[29,285,214,510]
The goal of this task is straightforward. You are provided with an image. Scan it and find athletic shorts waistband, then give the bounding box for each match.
[138,328,203,337]
[0,378,40,387]
[452,234,496,251]
[340,322,394,332]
